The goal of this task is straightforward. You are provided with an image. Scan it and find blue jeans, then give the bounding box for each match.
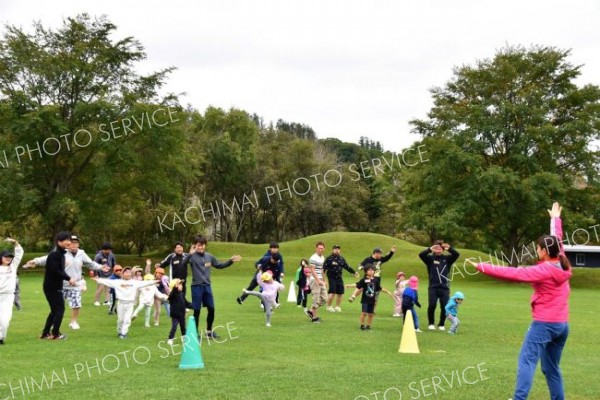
[514,321,569,400]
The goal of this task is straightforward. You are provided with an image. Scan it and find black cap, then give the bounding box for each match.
[373,247,383,254]
[70,235,80,242]
[102,242,113,250]
[0,250,14,258]
[332,244,341,249]
[269,242,279,249]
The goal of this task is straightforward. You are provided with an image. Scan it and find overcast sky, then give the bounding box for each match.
[2,0,599,152]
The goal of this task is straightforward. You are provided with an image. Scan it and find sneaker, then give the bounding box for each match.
[392,313,401,317]
[167,339,174,345]
[438,326,445,331]
[275,303,281,309]
[311,317,321,324]
[326,306,335,312]
[448,331,455,335]
[154,322,159,326]
[366,326,371,331]
[108,311,114,315]
[144,323,150,328]
[236,297,243,305]
[360,325,366,330]
[50,334,67,340]
[297,305,302,308]
[94,301,101,306]
[415,328,423,333]
[206,331,220,339]
[428,324,436,330]
[266,323,271,327]
[70,321,80,330]
[39,332,51,339]
[16,305,22,311]
[0,339,4,345]
[260,303,264,309]
[103,301,110,306]
[334,306,342,312]
[304,309,313,320]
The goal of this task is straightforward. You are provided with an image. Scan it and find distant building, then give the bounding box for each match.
[563,245,600,268]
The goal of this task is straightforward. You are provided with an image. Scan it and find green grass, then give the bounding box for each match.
[4,232,600,399]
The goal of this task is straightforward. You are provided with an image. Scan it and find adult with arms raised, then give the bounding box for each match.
[183,235,241,339]
[419,240,460,331]
[466,202,571,400]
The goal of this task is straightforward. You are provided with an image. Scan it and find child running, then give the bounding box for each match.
[94,266,158,339]
[242,271,285,327]
[445,291,465,335]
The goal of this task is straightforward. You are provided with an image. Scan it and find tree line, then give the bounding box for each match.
[1,15,598,262]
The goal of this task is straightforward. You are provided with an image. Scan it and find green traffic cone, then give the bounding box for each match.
[179,316,204,369]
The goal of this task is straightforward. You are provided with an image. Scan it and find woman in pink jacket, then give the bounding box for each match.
[467,203,571,400]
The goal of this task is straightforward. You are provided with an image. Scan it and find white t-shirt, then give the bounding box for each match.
[309,253,325,281]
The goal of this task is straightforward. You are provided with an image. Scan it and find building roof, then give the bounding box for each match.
[563,245,600,253]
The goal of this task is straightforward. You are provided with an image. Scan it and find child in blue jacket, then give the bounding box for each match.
[401,276,422,332]
[444,291,465,334]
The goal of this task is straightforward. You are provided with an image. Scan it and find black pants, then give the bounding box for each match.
[109,289,117,314]
[297,287,310,307]
[427,287,450,326]
[239,275,259,302]
[168,316,186,339]
[43,289,65,336]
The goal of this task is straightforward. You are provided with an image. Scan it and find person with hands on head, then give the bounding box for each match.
[182,235,241,339]
[419,240,460,331]
[0,237,24,344]
[466,202,571,400]
[40,231,77,340]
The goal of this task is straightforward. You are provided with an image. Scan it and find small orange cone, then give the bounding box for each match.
[398,310,420,353]
[179,316,204,369]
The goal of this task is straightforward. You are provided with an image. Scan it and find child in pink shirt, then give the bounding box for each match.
[243,271,285,327]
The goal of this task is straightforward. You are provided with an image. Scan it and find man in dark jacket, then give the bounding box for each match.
[419,240,460,331]
[40,231,76,340]
[324,245,358,312]
[160,241,188,296]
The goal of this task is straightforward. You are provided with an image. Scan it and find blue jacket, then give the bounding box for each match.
[445,295,461,317]
[402,287,421,309]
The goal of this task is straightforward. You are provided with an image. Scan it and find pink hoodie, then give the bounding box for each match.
[475,217,571,323]
[256,272,285,303]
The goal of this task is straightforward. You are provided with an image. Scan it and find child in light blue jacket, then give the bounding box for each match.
[445,291,465,334]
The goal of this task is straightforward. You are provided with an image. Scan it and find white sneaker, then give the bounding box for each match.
[167,339,174,345]
[144,323,150,328]
[392,313,401,317]
[266,323,271,327]
[438,326,445,331]
[428,324,436,330]
[334,307,341,312]
[70,321,80,330]
[326,306,335,312]
[415,328,423,333]
[275,303,281,309]
[154,322,159,326]
[94,301,101,306]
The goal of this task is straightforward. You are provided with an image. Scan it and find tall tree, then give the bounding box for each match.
[405,45,600,261]
[0,14,181,246]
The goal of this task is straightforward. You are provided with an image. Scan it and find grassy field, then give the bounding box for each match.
[3,232,599,400]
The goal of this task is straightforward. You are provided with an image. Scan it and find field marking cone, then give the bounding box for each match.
[287,280,296,303]
[398,310,420,354]
[179,316,204,369]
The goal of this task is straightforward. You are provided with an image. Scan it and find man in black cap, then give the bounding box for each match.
[236,242,284,305]
[324,245,358,312]
[358,245,397,278]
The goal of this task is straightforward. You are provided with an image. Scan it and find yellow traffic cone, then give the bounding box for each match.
[398,310,420,353]
[179,316,204,369]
